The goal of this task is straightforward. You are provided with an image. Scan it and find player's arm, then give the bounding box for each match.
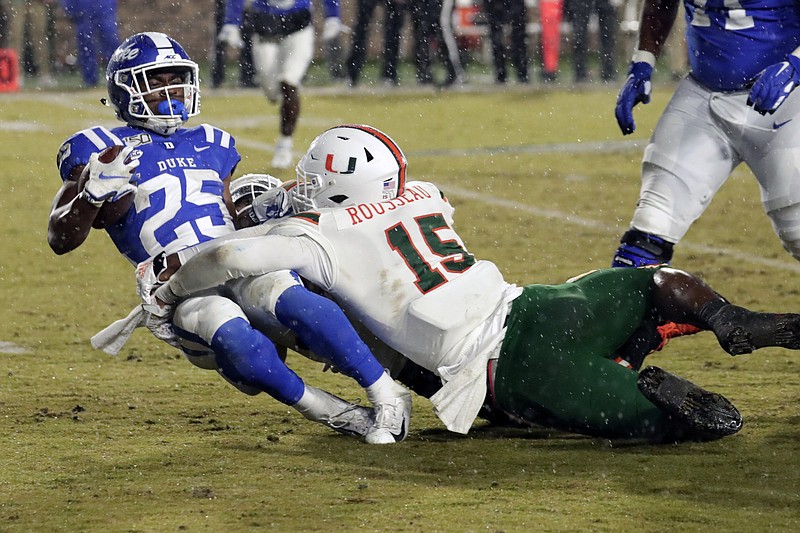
[154,232,333,306]
[615,0,680,135]
[48,145,139,254]
[47,165,102,255]
[637,0,681,57]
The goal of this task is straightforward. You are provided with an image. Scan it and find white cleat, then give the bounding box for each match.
[317,390,376,438]
[364,391,412,444]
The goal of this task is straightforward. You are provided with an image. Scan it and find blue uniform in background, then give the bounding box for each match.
[612,0,800,268]
[685,0,800,91]
[56,124,239,264]
[60,0,120,86]
[224,0,339,25]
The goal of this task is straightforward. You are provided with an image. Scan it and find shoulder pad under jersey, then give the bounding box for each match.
[56,126,125,181]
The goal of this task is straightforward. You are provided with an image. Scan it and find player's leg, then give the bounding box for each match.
[73,13,98,86]
[229,271,412,444]
[493,272,741,441]
[493,270,658,438]
[766,203,800,261]
[271,26,314,169]
[171,294,376,438]
[652,268,800,355]
[95,1,120,66]
[612,79,739,267]
[741,87,800,262]
[251,37,280,102]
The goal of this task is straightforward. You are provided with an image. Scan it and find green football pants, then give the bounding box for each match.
[493,268,672,439]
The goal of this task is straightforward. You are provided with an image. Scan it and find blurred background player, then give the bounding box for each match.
[60,0,119,87]
[218,0,343,169]
[484,0,529,84]
[612,0,800,269]
[346,0,405,87]
[2,0,57,88]
[47,32,410,444]
[568,0,617,83]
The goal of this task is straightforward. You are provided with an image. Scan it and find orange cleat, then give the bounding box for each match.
[655,322,703,351]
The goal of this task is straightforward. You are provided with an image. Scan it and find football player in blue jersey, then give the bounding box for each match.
[217,0,343,169]
[47,32,412,445]
[613,0,800,270]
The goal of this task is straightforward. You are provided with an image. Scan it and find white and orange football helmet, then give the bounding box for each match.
[291,124,407,211]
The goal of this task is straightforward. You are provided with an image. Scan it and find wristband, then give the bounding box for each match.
[78,189,104,208]
[631,50,657,67]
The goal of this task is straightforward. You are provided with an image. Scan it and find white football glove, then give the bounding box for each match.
[136,256,171,318]
[83,145,139,204]
[321,17,344,42]
[218,23,244,49]
[136,257,181,348]
[251,186,293,222]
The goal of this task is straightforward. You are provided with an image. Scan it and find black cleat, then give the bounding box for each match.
[637,366,743,437]
[708,305,800,356]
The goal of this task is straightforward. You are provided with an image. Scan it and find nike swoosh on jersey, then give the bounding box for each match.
[194,145,211,152]
[773,119,792,130]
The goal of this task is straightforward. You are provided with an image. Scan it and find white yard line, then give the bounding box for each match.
[444,185,800,273]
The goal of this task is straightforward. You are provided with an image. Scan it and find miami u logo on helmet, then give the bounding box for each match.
[325,154,356,174]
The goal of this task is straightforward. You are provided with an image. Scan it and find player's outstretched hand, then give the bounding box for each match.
[615,61,654,135]
[84,145,139,204]
[747,55,800,115]
[252,185,293,222]
[218,23,243,49]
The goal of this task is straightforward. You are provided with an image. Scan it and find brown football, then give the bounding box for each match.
[78,145,135,228]
[98,144,124,163]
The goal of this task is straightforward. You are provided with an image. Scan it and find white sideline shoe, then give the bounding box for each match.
[364,388,412,444]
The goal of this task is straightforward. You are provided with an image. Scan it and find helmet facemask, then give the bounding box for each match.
[230,173,282,216]
[113,62,199,136]
[106,33,201,136]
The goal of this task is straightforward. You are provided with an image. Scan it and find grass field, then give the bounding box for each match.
[1,81,799,532]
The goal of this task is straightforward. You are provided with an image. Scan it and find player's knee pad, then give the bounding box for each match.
[231,270,302,317]
[172,295,249,370]
[172,295,248,344]
[612,229,675,268]
[767,205,800,261]
[633,162,706,243]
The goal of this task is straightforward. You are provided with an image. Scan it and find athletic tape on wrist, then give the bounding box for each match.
[631,50,657,67]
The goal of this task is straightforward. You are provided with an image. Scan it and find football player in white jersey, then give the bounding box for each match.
[47,34,411,444]
[150,124,800,443]
[613,0,800,268]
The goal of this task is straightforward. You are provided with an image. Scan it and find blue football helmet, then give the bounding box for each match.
[106,32,200,136]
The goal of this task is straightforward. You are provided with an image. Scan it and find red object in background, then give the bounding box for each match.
[0,48,20,92]
[454,5,484,51]
[539,0,563,75]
